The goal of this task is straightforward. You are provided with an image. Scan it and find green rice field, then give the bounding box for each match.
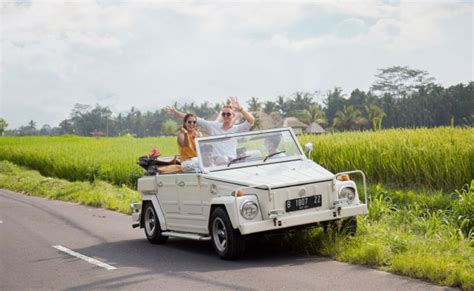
[0,127,472,190]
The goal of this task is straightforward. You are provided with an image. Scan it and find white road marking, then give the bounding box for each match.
[52,245,117,270]
[0,221,3,223]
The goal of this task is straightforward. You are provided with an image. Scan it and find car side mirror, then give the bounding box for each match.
[305,143,313,159]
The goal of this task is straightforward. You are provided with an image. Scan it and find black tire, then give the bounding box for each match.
[341,216,357,236]
[210,207,245,260]
[143,202,168,244]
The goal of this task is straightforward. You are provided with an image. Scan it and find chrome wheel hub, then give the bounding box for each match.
[145,207,156,235]
[212,217,227,252]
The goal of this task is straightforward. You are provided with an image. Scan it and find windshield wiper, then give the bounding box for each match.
[227,155,250,167]
[263,151,286,162]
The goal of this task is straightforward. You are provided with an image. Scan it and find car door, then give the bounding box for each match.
[175,173,207,233]
[155,175,181,229]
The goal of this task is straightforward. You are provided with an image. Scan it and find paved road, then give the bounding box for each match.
[0,189,453,290]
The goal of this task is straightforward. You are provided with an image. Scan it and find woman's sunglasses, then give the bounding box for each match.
[221,112,232,117]
[186,120,197,124]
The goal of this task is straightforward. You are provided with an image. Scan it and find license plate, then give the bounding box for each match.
[286,195,322,212]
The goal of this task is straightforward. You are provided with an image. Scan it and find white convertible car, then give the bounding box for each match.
[131,128,368,259]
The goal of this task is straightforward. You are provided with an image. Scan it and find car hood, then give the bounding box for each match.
[204,159,335,188]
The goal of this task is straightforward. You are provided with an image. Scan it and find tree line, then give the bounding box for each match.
[2,66,473,137]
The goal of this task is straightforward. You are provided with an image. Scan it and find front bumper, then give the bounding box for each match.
[130,203,141,228]
[238,204,368,235]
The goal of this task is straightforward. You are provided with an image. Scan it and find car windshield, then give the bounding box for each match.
[197,129,302,171]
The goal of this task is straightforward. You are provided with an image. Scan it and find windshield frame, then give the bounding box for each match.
[195,127,305,173]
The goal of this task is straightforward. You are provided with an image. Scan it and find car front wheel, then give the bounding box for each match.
[144,202,168,244]
[210,207,245,260]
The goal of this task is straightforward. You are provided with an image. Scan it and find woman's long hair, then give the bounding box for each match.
[183,113,197,130]
[182,113,202,138]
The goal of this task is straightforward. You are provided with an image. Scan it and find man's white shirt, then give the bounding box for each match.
[197,118,253,159]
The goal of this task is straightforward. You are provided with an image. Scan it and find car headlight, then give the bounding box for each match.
[339,187,356,203]
[240,200,258,220]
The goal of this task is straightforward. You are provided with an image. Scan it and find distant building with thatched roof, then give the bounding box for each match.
[282,117,308,134]
[306,122,326,135]
[251,111,282,129]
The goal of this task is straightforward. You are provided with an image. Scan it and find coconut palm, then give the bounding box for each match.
[332,106,368,131]
[263,101,277,114]
[365,104,386,130]
[276,96,289,116]
[296,106,327,126]
[247,97,262,112]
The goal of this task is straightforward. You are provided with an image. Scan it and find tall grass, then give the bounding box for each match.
[0,135,176,188]
[0,127,472,190]
[286,182,474,290]
[300,127,473,191]
[0,161,140,213]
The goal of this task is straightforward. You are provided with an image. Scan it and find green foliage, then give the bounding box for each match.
[332,105,368,130]
[0,117,8,135]
[451,182,474,238]
[371,66,435,98]
[295,106,327,126]
[247,97,262,112]
[0,161,140,214]
[0,127,471,191]
[160,119,178,136]
[0,135,177,188]
[300,127,473,191]
[285,185,474,289]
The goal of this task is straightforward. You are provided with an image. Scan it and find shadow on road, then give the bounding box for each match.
[66,237,330,290]
[76,236,328,272]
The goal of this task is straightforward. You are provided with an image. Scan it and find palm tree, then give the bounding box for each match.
[276,96,289,116]
[292,92,314,111]
[263,101,277,114]
[247,97,262,112]
[306,106,327,126]
[250,112,263,130]
[332,106,368,131]
[365,104,386,130]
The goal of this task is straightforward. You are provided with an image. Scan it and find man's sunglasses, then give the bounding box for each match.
[186,120,197,124]
[221,112,232,117]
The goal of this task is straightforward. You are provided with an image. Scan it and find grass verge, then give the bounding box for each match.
[286,183,474,290]
[0,160,140,214]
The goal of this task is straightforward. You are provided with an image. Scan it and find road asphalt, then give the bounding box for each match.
[0,189,454,290]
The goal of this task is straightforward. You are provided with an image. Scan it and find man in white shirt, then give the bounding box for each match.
[165,97,255,164]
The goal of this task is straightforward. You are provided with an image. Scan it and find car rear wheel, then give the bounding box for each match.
[210,207,245,260]
[144,202,168,244]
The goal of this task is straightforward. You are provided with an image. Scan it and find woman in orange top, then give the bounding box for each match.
[178,113,202,161]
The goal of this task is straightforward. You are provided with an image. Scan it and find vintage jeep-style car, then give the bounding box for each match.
[131,128,368,259]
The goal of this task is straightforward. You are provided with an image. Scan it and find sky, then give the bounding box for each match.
[1,0,473,129]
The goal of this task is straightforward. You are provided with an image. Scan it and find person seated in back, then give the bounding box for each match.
[178,113,202,161]
[264,134,286,159]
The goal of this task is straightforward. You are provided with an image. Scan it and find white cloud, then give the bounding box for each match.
[268,1,472,52]
[1,1,142,77]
